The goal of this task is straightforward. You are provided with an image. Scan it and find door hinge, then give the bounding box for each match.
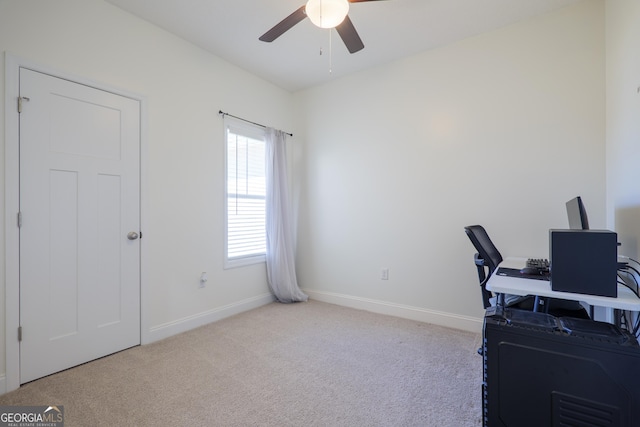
[18,326,22,342]
[18,96,30,113]
[17,212,22,228]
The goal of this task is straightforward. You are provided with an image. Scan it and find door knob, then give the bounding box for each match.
[127,231,139,240]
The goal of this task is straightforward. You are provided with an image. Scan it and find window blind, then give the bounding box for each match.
[226,123,266,261]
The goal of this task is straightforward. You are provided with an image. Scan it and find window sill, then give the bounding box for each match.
[224,254,266,270]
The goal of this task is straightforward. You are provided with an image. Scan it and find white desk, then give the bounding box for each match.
[487,257,640,312]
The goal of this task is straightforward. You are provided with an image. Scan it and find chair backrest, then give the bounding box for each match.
[464,225,504,308]
[464,225,503,276]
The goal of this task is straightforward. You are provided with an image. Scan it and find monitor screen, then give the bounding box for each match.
[566,196,589,230]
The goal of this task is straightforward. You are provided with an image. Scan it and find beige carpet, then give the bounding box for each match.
[0,300,483,426]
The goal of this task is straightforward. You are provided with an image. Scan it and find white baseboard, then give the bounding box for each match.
[144,293,275,344]
[303,289,483,333]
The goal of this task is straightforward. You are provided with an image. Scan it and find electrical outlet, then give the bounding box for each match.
[381,268,389,280]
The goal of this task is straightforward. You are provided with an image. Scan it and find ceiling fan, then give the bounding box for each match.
[259,0,386,54]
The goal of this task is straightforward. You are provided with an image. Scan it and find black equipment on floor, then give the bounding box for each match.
[482,307,640,427]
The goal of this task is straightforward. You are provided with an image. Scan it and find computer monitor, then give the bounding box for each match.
[566,196,589,230]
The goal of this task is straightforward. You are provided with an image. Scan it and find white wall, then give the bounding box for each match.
[294,0,606,330]
[606,0,640,256]
[606,0,640,339]
[0,0,293,390]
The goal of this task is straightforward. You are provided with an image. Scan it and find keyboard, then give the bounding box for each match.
[526,258,550,273]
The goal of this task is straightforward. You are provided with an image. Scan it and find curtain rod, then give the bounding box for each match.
[218,110,293,137]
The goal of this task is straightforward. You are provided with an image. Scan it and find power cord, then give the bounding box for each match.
[616,272,639,298]
[617,256,640,338]
[617,257,640,299]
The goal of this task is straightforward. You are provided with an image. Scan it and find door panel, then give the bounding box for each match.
[49,169,80,339]
[19,68,141,383]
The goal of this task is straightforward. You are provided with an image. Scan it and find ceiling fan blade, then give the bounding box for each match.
[259,5,307,42]
[335,15,364,54]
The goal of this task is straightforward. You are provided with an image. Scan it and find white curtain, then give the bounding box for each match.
[265,128,308,303]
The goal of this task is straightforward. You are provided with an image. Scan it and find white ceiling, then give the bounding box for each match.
[105,0,583,92]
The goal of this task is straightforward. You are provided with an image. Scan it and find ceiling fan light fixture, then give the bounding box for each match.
[305,0,350,29]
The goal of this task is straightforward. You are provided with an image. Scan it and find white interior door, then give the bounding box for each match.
[19,68,141,383]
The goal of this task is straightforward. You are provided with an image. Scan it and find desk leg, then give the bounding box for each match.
[614,309,621,328]
[533,296,550,313]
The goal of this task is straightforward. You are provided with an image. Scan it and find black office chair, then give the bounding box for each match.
[464,224,590,318]
[464,225,522,309]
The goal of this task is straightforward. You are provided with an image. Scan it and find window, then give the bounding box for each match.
[224,117,266,268]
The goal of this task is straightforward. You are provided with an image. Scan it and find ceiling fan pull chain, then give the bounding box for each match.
[329,29,333,74]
